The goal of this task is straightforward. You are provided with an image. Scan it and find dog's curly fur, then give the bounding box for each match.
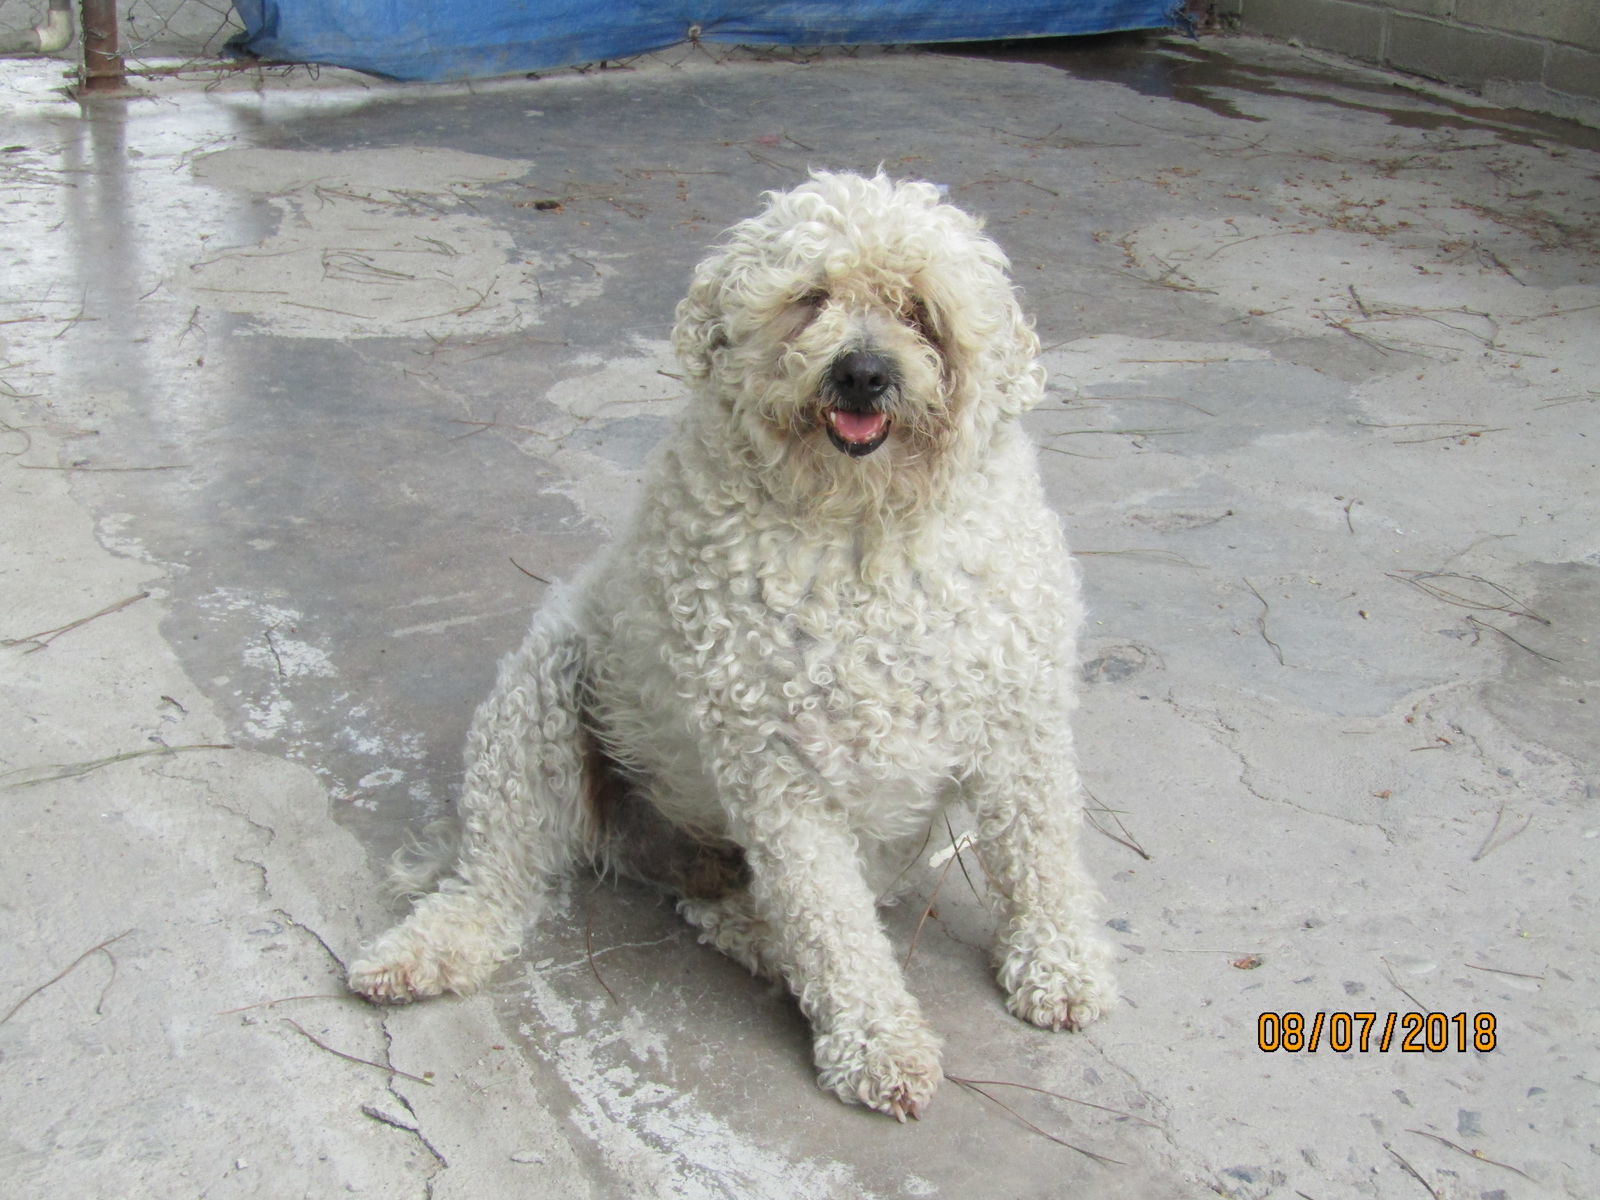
[348,171,1118,1120]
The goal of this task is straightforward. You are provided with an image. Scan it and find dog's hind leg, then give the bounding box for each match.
[348,598,593,1005]
[677,890,780,980]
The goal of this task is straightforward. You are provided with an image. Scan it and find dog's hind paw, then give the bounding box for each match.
[815,1018,943,1120]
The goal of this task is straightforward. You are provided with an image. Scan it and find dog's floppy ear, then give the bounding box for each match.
[672,251,729,383]
[937,226,1045,420]
[991,291,1046,418]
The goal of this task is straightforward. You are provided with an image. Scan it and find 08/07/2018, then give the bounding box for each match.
[1257,1011,1497,1053]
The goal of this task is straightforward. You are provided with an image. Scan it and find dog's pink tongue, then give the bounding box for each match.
[829,410,888,442]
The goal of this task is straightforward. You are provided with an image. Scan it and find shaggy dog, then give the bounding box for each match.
[348,171,1118,1119]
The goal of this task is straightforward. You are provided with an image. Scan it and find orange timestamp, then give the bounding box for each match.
[1257,1011,1497,1053]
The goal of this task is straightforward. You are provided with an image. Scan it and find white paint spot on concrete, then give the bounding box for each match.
[517,963,874,1199]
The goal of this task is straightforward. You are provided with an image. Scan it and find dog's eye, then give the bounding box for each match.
[907,297,941,344]
[797,288,829,308]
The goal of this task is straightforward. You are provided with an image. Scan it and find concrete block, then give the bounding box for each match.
[1239,0,1387,60]
[1455,0,1600,54]
[1386,14,1547,87]
[1546,43,1600,100]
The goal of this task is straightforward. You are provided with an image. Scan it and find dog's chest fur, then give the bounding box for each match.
[585,419,1079,834]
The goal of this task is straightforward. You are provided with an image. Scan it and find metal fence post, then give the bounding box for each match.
[79,0,124,92]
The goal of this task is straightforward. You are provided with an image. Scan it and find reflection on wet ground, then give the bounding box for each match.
[940,33,1600,150]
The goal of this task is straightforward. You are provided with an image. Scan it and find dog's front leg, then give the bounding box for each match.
[972,735,1119,1033]
[734,797,942,1119]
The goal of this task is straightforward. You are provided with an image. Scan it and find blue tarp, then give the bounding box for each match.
[231,2,1181,82]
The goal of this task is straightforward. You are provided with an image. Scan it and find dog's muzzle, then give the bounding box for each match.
[823,350,894,457]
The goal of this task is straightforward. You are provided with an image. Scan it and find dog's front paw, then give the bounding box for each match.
[814,1017,943,1120]
[347,952,444,1006]
[1000,942,1118,1032]
[347,919,502,1006]
[998,928,1113,1036]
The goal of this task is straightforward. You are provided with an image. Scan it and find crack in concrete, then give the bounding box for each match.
[232,854,269,895]
[175,777,281,848]
[378,1016,452,1178]
[1161,694,1399,844]
[273,908,349,975]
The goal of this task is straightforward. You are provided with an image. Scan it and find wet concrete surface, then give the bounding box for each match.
[2,32,1597,1200]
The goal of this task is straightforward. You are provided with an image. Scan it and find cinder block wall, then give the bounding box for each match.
[1217,1,1600,125]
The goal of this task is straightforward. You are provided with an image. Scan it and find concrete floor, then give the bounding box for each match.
[2,33,1597,1200]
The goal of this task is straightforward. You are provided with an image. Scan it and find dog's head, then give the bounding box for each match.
[673,171,1044,512]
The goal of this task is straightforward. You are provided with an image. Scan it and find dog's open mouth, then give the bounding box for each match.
[824,409,892,457]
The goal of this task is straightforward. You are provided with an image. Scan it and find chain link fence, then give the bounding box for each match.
[1,0,242,77]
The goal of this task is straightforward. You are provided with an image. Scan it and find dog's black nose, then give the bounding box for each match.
[828,351,894,409]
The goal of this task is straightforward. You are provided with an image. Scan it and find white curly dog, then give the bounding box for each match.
[348,171,1118,1119]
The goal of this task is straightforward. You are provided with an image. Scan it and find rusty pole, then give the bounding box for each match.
[79,0,125,94]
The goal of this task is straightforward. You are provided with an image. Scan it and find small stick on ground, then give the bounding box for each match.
[509,557,551,585]
[946,1074,1125,1166]
[1385,1143,1441,1199]
[281,1018,433,1086]
[3,743,235,790]
[1470,801,1533,863]
[263,623,288,678]
[2,930,134,1026]
[584,901,619,1005]
[1243,578,1286,665]
[1403,1129,1536,1180]
[1466,615,1560,664]
[3,591,149,652]
[218,993,358,1016]
[1388,570,1549,625]
[1463,962,1543,982]
[1077,548,1202,569]
[904,834,969,969]
[1083,795,1152,861]
[943,814,983,902]
[1380,958,1429,1013]
[20,462,187,472]
[948,1074,1164,1129]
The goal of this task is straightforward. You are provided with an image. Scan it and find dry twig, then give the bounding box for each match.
[1466,615,1560,664]
[585,901,619,1005]
[1,930,133,1025]
[904,833,969,969]
[1388,571,1548,625]
[217,993,355,1016]
[282,1018,433,1085]
[1379,958,1428,1012]
[1385,1144,1441,1200]
[509,557,551,585]
[1404,1129,1535,1180]
[1470,801,1533,863]
[3,591,149,652]
[3,743,234,790]
[1243,578,1285,666]
[1083,794,1152,861]
[947,1074,1125,1166]
[1462,961,1543,982]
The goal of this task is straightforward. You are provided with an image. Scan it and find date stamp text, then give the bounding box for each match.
[1257,1011,1497,1053]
